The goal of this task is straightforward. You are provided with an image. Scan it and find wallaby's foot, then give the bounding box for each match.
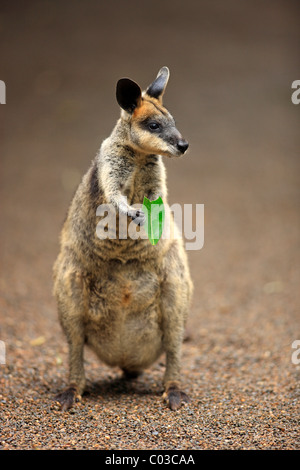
[55,385,81,411]
[163,384,191,410]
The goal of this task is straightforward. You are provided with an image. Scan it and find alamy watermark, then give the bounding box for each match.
[0,80,6,104]
[0,340,5,364]
[96,201,204,251]
[291,80,300,105]
[291,340,300,365]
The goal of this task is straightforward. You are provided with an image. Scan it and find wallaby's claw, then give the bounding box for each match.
[163,386,191,410]
[128,209,146,226]
[54,386,80,411]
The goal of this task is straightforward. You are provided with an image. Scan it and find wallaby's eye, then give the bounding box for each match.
[148,122,160,131]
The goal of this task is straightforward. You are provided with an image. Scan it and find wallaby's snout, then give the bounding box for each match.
[166,130,189,157]
[177,139,189,155]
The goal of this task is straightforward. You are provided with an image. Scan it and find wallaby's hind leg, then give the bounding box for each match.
[162,341,191,410]
[53,272,87,410]
[54,332,86,410]
[160,243,192,410]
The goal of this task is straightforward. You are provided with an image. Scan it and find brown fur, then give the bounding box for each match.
[53,67,193,411]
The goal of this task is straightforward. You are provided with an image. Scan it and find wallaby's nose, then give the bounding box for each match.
[177,140,189,154]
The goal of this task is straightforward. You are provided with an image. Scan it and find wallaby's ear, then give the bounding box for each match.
[146,66,170,102]
[116,78,142,113]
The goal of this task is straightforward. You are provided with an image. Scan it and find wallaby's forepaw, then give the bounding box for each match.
[163,385,191,411]
[128,208,146,226]
[54,386,81,411]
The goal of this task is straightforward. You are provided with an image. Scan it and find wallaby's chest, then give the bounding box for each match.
[121,158,160,205]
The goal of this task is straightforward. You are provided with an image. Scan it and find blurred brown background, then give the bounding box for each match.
[0,0,299,449]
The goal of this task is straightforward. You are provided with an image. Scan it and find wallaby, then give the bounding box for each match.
[53,67,193,410]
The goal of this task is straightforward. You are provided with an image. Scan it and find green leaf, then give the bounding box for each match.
[142,196,165,245]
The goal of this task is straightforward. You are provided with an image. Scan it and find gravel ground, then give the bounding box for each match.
[0,0,299,451]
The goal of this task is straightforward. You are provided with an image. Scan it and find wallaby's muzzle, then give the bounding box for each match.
[177,139,189,154]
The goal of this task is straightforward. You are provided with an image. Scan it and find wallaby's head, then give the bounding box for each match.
[116,67,189,158]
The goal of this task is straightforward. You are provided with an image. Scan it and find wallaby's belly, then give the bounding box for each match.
[84,259,163,370]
